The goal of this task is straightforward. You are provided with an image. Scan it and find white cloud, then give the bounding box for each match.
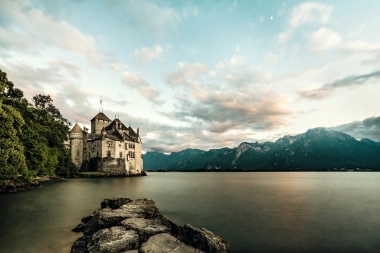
[0,0,103,67]
[278,2,333,43]
[216,54,245,69]
[131,45,164,63]
[278,30,293,44]
[290,2,332,28]
[120,71,162,104]
[343,40,380,52]
[166,62,209,86]
[110,62,129,72]
[309,27,342,51]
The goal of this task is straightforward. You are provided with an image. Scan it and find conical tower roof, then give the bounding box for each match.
[91,112,111,122]
[70,123,83,134]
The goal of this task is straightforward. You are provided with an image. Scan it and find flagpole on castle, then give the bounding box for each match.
[100,96,103,113]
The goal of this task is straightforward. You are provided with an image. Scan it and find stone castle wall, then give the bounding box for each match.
[70,132,83,168]
[91,119,111,135]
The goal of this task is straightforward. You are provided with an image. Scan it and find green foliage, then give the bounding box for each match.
[0,69,78,181]
[0,101,28,179]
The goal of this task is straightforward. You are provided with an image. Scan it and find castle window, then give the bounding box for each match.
[107,151,111,157]
[97,151,99,157]
[119,152,122,158]
[125,143,128,149]
[88,153,90,158]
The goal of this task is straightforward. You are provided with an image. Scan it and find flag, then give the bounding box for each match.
[100,96,102,105]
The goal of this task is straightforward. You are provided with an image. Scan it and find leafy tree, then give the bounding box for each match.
[0,69,78,181]
[0,100,28,180]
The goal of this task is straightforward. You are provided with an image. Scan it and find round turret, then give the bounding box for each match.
[70,123,84,168]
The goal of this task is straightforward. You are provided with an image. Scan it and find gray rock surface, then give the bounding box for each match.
[140,233,204,253]
[71,197,231,253]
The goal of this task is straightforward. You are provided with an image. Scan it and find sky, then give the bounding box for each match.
[1,0,380,153]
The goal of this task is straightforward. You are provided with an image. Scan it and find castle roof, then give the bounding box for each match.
[91,112,111,122]
[105,119,129,131]
[70,123,82,134]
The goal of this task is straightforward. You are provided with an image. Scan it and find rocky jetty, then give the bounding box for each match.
[71,197,231,253]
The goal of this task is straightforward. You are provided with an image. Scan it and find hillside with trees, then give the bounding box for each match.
[0,69,77,191]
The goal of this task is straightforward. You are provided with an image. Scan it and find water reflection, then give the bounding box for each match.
[0,172,380,253]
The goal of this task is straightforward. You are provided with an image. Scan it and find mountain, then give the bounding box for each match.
[265,128,380,170]
[143,128,380,171]
[143,148,205,170]
[360,138,380,147]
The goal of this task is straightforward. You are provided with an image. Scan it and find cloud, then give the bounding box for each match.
[165,57,291,136]
[0,0,104,67]
[212,55,271,88]
[110,62,129,72]
[343,40,380,52]
[109,0,182,35]
[166,62,209,86]
[330,116,380,141]
[309,27,342,51]
[120,71,162,105]
[289,2,332,28]
[278,2,333,43]
[173,89,290,133]
[130,45,164,63]
[215,54,245,69]
[1,62,128,125]
[299,70,380,100]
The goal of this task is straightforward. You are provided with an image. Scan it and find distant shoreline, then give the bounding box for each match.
[146,169,379,172]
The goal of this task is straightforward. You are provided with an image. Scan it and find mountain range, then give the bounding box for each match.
[143,128,380,171]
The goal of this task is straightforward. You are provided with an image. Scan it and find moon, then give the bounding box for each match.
[270,16,273,20]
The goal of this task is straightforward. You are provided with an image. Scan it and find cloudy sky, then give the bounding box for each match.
[1,0,380,153]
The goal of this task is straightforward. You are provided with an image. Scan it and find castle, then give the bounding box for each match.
[69,112,143,176]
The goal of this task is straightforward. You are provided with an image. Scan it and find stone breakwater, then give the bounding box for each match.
[71,197,231,253]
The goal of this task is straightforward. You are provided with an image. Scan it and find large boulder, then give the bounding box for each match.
[71,197,231,253]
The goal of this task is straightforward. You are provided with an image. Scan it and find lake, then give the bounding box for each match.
[0,172,380,253]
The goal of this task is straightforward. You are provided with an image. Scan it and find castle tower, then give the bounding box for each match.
[91,112,111,134]
[70,123,84,168]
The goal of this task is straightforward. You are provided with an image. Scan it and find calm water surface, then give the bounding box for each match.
[1,172,380,253]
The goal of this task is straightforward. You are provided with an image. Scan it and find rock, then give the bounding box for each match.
[177,224,231,253]
[87,227,139,252]
[72,222,86,232]
[83,199,159,236]
[140,233,204,253]
[101,197,133,209]
[0,180,40,193]
[71,197,231,253]
[121,217,170,243]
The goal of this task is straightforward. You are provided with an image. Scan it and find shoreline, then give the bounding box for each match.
[145,169,379,172]
[0,179,41,194]
[0,171,147,194]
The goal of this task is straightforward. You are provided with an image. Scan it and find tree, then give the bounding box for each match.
[0,100,28,180]
[0,69,78,180]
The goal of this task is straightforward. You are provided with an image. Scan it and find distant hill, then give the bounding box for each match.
[143,128,380,171]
